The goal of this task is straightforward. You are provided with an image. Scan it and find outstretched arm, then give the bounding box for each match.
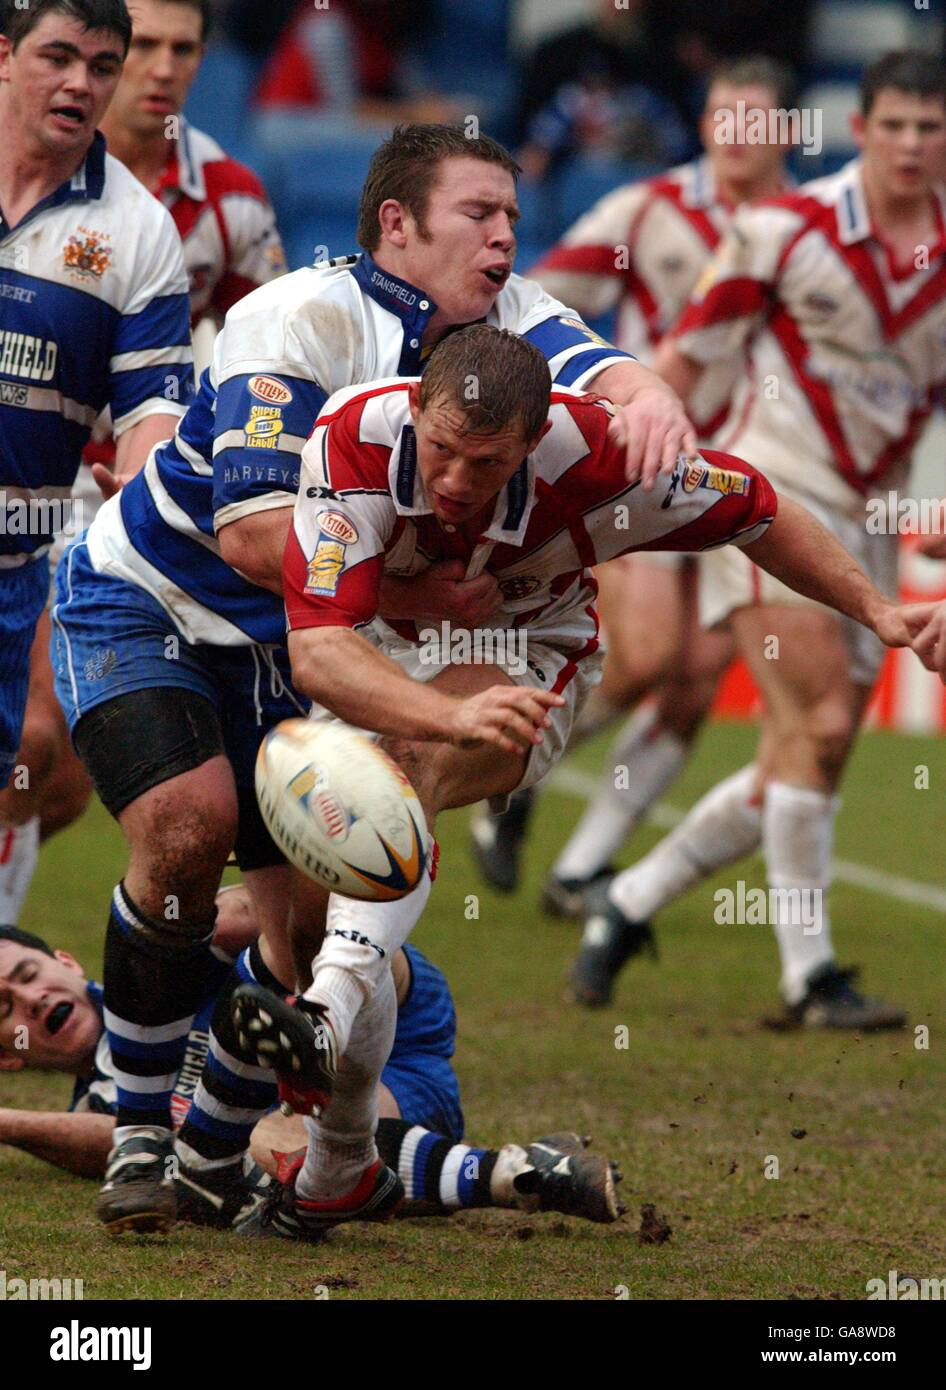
[0,1107,114,1179]
[743,496,929,649]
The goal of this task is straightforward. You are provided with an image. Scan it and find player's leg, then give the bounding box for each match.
[547,561,734,915]
[51,544,241,1231]
[0,608,62,924]
[731,601,902,1028]
[470,554,686,893]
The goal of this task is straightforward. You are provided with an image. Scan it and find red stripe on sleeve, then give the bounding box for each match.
[674,276,769,335]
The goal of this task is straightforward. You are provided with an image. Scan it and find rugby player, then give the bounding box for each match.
[569,50,946,1019]
[0,910,621,1226]
[231,324,932,1238]
[0,0,287,929]
[472,56,795,910]
[50,121,696,1234]
[0,0,192,919]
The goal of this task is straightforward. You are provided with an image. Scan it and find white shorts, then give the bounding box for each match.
[306,623,605,793]
[697,485,899,687]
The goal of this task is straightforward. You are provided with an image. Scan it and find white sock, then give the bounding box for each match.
[305,868,433,1055]
[0,816,40,925]
[554,706,687,881]
[297,967,397,1201]
[609,763,762,921]
[763,781,838,1004]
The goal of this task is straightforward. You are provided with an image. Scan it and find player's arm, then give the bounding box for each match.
[105,201,194,498]
[744,496,919,648]
[517,282,696,490]
[910,600,946,680]
[287,626,561,753]
[210,168,288,321]
[0,1107,113,1179]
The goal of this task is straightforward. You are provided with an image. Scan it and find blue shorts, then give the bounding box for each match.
[0,557,50,787]
[50,539,307,791]
[382,945,464,1142]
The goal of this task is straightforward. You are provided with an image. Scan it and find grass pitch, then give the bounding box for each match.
[2,720,944,1300]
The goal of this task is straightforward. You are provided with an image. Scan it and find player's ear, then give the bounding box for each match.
[378,199,409,249]
[0,1049,26,1073]
[526,417,553,452]
[0,34,13,81]
[850,111,866,150]
[408,381,422,421]
[54,950,85,978]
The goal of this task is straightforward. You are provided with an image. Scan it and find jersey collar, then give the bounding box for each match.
[0,130,107,238]
[835,156,946,258]
[352,253,439,374]
[388,422,534,545]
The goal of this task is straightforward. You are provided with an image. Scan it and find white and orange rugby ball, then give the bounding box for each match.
[255,720,428,901]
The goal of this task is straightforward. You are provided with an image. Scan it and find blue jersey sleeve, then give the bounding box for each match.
[522,314,634,388]
[212,370,329,528]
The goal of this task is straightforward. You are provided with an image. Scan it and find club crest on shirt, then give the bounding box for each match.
[682,460,750,497]
[499,574,541,601]
[63,228,113,280]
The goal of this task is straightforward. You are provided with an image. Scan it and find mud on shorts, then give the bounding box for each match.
[50,538,309,869]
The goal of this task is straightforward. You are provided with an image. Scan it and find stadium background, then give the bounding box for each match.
[188,0,946,732]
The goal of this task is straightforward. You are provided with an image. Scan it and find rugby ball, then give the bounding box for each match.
[255,719,428,901]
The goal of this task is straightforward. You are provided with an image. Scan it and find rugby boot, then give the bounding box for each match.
[235,1147,403,1240]
[568,877,657,1007]
[469,788,535,892]
[764,963,907,1032]
[231,984,338,1116]
[174,1153,275,1230]
[512,1132,625,1224]
[541,863,617,920]
[96,1126,177,1235]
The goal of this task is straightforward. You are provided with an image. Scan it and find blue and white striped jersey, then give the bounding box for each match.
[84,251,632,645]
[0,134,193,561]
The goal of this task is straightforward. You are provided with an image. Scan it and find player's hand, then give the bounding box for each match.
[916,533,946,560]
[91,463,123,501]
[380,561,502,627]
[451,684,565,754]
[873,601,939,651]
[905,600,946,680]
[609,387,698,491]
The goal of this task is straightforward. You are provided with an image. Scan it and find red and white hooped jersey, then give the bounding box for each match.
[157,117,286,325]
[530,158,761,437]
[673,158,946,521]
[284,380,777,660]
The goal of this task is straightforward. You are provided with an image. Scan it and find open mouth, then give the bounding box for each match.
[483,267,509,287]
[45,1001,74,1036]
[51,105,86,127]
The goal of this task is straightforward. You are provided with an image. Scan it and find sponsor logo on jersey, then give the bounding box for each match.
[248,374,293,405]
[659,255,687,275]
[0,381,29,407]
[62,228,113,280]
[317,510,358,545]
[83,647,118,681]
[304,512,358,595]
[803,290,840,320]
[682,460,750,497]
[499,574,541,600]
[558,317,612,348]
[0,333,58,382]
[244,404,284,447]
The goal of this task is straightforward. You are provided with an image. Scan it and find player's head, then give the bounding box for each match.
[0,924,101,1075]
[358,123,522,329]
[102,0,209,139]
[853,50,946,198]
[701,55,795,192]
[0,0,130,157]
[408,325,552,527]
